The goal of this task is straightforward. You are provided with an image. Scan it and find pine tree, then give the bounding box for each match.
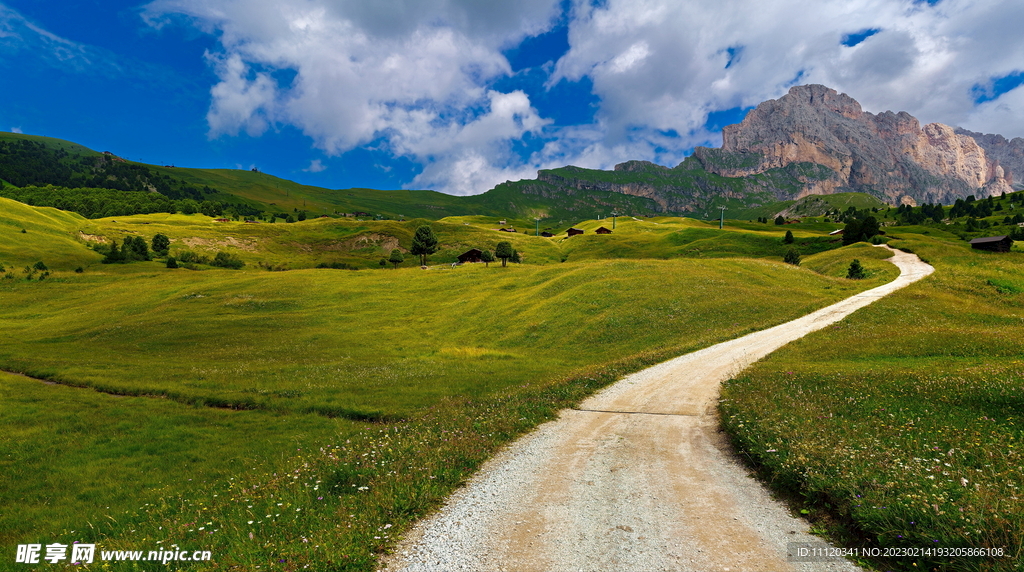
[410,226,439,266]
[388,249,404,269]
[847,259,866,279]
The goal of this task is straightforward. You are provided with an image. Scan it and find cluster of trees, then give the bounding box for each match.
[0,140,211,200]
[0,185,265,220]
[1,141,213,197]
[949,195,999,219]
[895,202,945,224]
[842,216,881,245]
[101,236,152,263]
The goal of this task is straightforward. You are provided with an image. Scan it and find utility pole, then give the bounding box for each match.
[611,209,619,229]
[719,206,726,229]
[534,217,541,236]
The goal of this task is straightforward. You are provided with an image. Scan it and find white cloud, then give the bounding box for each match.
[10,126,22,134]
[145,0,1024,195]
[304,158,326,173]
[554,0,1024,148]
[144,0,562,194]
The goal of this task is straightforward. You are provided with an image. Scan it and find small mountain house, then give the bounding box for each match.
[595,226,612,234]
[457,249,483,264]
[969,236,1013,252]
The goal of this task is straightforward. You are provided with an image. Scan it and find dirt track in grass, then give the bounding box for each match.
[385,247,934,572]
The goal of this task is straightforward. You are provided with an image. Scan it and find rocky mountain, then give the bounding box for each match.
[692,84,1020,205]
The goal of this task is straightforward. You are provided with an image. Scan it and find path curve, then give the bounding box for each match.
[385,247,934,572]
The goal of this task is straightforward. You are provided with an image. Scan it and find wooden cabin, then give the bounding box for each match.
[969,236,1013,252]
[540,231,554,237]
[566,228,584,237]
[595,226,612,234]
[457,249,483,263]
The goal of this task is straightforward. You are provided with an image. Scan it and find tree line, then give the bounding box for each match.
[0,185,263,220]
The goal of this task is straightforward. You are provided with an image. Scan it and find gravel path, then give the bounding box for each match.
[384,247,934,572]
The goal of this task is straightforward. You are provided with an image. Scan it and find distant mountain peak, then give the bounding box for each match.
[694,83,1021,204]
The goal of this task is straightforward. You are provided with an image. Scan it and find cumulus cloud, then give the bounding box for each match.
[555,0,1024,146]
[10,126,22,134]
[143,0,561,194]
[303,159,326,173]
[144,0,1024,195]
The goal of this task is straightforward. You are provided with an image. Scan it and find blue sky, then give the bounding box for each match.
[2,0,1024,195]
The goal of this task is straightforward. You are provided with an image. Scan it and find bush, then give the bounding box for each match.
[166,257,178,269]
[211,251,245,269]
[783,230,794,244]
[783,248,800,266]
[176,250,210,265]
[774,215,785,225]
[74,266,83,273]
[847,259,867,279]
[151,233,170,255]
[33,261,48,271]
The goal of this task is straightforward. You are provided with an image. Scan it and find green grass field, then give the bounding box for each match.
[0,198,898,570]
[720,235,1024,571]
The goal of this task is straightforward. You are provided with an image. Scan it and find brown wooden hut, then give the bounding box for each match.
[540,231,554,237]
[969,236,1013,252]
[595,226,612,234]
[566,228,584,237]
[457,249,483,263]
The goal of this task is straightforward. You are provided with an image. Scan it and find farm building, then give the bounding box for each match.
[213,218,230,222]
[566,228,584,237]
[498,227,517,233]
[969,236,1013,252]
[457,249,483,263]
[828,229,843,235]
[540,231,554,237]
[595,226,612,234]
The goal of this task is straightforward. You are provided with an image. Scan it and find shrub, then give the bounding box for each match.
[783,230,794,244]
[774,215,785,225]
[176,250,210,265]
[783,248,800,266]
[166,257,178,269]
[211,251,245,269]
[847,259,867,279]
[379,258,387,268]
[151,233,170,255]
[74,266,83,273]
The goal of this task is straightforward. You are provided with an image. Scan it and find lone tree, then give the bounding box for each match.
[495,241,513,267]
[151,233,170,256]
[410,225,439,266]
[480,249,495,267]
[774,215,786,225]
[847,259,867,279]
[783,248,801,266]
[388,249,404,269]
[783,230,794,244]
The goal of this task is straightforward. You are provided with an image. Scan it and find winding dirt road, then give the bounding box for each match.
[386,247,934,572]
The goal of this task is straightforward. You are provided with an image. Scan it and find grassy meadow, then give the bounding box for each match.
[720,235,1024,571]
[0,197,899,570]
